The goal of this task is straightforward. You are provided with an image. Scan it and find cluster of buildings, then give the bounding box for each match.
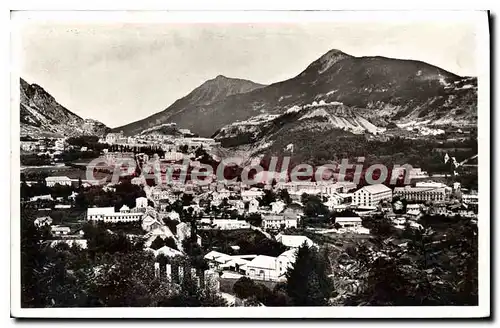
[103,130,220,152]
[27,133,479,301]
[20,137,67,153]
[203,235,314,282]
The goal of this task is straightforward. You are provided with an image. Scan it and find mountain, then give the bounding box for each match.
[113,75,266,136]
[115,49,477,138]
[20,78,110,138]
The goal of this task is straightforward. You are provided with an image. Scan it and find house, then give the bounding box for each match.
[335,217,370,234]
[276,249,297,277]
[146,245,183,258]
[241,188,264,201]
[174,221,202,246]
[167,210,181,221]
[262,214,298,230]
[329,181,357,193]
[248,198,260,213]
[245,255,280,281]
[34,216,52,227]
[245,249,298,282]
[323,193,345,210]
[276,234,314,248]
[120,205,130,213]
[204,250,234,269]
[50,225,71,236]
[136,197,148,209]
[352,184,392,207]
[282,204,304,218]
[142,214,164,232]
[45,176,72,187]
[228,199,245,214]
[270,201,286,214]
[406,204,422,216]
[143,226,176,248]
[204,250,297,282]
[335,217,362,229]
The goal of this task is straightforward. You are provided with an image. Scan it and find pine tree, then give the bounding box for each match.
[285,243,333,306]
[305,271,326,306]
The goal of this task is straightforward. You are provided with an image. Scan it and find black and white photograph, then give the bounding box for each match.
[9,10,490,318]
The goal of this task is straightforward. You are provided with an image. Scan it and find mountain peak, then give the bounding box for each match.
[299,48,353,76]
[322,48,349,57]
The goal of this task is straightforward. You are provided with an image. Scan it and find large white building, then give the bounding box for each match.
[206,219,251,230]
[87,207,144,223]
[45,176,72,187]
[335,217,362,228]
[276,181,357,195]
[262,214,298,230]
[204,250,297,282]
[86,198,149,223]
[241,188,264,201]
[394,185,449,202]
[352,184,392,207]
[246,250,297,281]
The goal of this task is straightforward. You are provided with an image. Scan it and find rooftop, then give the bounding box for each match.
[359,184,391,194]
[87,207,116,215]
[45,176,71,181]
[335,217,362,223]
[247,255,277,270]
[277,234,314,248]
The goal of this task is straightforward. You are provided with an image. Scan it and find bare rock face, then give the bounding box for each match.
[20,78,110,138]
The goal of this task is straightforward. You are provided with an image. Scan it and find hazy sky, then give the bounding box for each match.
[20,21,477,128]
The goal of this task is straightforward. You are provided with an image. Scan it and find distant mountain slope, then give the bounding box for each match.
[116,49,477,138]
[20,78,110,138]
[113,75,266,136]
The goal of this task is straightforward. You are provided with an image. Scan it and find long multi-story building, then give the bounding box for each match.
[86,197,149,223]
[45,176,72,187]
[393,185,450,202]
[276,181,357,195]
[86,207,144,223]
[352,184,392,207]
[262,214,298,230]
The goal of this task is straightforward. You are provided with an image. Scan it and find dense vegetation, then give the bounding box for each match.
[20,207,225,307]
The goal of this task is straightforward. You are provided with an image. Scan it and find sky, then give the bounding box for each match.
[19,20,478,128]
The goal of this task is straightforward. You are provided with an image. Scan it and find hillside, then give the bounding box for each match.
[113,75,266,136]
[20,78,110,138]
[115,49,477,138]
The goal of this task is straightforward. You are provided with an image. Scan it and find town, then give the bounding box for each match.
[20,129,479,307]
